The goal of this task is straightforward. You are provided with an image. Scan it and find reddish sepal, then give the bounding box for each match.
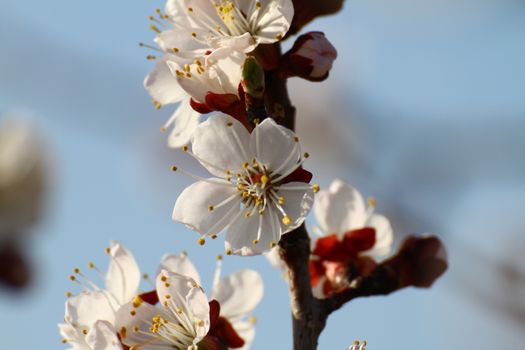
[281,167,313,184]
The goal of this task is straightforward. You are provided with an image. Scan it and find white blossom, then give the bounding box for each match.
[160,252,263,349]
[172,113,316,256]
[115,270,211,350]
[144,55,201,148]
[160,0,294,56]
[59,242,141,349]
[314,179,394,258]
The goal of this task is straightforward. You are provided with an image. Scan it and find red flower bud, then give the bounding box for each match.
[281,32,337,82]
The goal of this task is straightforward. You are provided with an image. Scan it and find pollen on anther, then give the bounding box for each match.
[105,247,111,254]
[69,275,76,281]
[225,249,232,255]
[66,291,72,298]
[367,197,376,208]
[282,215,292,226]
[304,152,310,159]
[161,276,168,282]
[197,237,206,246]
[210,234,218,239]
[171,165,178,172]
[208,205,215,212]
[191,32,197,37]
[312,184,320,193]
[269,241,277,248]
[182,145,189,152]
[217,255,223,261]
[252,239,259,245]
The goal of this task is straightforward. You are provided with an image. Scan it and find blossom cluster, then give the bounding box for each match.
[59,242,262,350]
[139,0,339,257]
[56,0,448,348]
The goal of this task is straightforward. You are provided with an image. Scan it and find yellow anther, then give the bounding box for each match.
[312,184,320,193]
[249,315,257,324]
[227,122,233,127]
[66,292,72,298]
[88,262,95,269]
[303,152,310,159]
[269,241,277,248]
[143,273,149,280]
[188,7,193,12]
[191,32,197,37]
[208,205,215,212]
[253,118,260,124]
[276,34,283,40]
[69,275,76,281]
[172,47,179,53]
[105,247,111,254]
[130,310,136,316]
[367,197,376,208]
[226,249,232,255]
[161,276,167,282]
[278,196,285,205]
[132,296,143,308]
[120,326,127,339]
[133,326,139,332]
[210,234,218,239]
[171,165,178,172]
[197,237,206,246]
[183,64,191,72]
[261,175,269,184]
[217,254,223,261]
[149,24,161,34]
[252,239,259,245]
[73,268,80,274]
[165,294,171,299]
[282,215,292,226]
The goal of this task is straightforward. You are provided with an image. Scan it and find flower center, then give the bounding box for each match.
[215,1,252,36]
[150,314,198,350]
[235,160,281,217]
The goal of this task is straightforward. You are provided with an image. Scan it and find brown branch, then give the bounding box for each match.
[264,39,448,349]
[278,225,327,350]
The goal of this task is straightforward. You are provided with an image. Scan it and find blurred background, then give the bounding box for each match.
[1,0,524,348]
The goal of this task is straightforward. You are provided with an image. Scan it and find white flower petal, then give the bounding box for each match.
[155,29,208,58]
[212,269,263,320]
[144,55,187,105]
[225,210,280,256]
[58,323,89,349]
[205,47,245,96]
[364,213,393,258]
[166,100,201,149]
[208,32,257,53]
[65,291,116,329]
[173,180,240,235]
[276,182,314,233]
[250,117,301,173]
[253,0,294,44]
[314,179,368,236]
[105,241,141,305]
[191,114,252,177]
[159,253,202,285]
[85,320,123,350]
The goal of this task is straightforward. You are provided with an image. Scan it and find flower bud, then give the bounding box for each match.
[282,32,337,82]
[241,57,265,99]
